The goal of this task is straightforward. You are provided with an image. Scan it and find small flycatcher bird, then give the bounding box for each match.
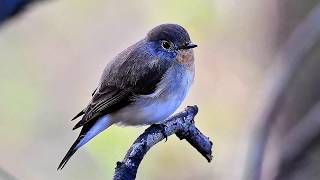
[58,24,197,170]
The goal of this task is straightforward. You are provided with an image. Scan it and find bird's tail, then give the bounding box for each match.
[57,134,83,170]
[58,115,112,170]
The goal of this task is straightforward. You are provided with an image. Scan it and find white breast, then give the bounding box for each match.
[111,65,194,126]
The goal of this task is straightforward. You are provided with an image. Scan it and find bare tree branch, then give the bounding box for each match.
[113,105,213,180]
[0,0,44,26]
[276,101,320,179]
[246,3,320,180]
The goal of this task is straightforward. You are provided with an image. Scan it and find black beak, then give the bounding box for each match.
[180,42,197,50]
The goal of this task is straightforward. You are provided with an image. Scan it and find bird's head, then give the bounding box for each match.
[146,24,197,65]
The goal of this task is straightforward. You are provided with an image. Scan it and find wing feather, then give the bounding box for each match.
[72,88,133,130]
[72,40,172,130]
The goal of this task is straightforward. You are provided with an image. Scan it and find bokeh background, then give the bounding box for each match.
[1,0,319,180]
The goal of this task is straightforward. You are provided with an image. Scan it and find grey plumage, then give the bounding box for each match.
[58,24,197,170]
[73,39,173,129]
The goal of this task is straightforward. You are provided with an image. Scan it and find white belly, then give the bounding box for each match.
[117,92,185,125]
[110,66,194,126]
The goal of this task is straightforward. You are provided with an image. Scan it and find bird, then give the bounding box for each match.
[58,23,197,170]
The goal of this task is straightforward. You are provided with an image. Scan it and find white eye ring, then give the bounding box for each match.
[161,41,171,49]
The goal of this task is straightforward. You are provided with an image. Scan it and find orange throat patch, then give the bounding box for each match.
[176,49,195,68]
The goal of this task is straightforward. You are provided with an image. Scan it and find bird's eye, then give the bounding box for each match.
[161,41,171,49]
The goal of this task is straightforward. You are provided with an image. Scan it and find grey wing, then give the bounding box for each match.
[72,86,133,130]
[72,40,172,130]
[71,88,98,121]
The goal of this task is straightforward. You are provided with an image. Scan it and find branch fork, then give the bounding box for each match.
[113,105,213,180]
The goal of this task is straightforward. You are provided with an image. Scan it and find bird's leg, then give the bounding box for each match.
[149,124,168,142]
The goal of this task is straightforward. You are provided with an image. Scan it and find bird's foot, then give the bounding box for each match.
[150,124,168,142]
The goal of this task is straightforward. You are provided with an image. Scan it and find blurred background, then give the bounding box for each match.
[1,0,320,180]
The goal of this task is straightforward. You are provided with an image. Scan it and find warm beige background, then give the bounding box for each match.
[0,0,280,179]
